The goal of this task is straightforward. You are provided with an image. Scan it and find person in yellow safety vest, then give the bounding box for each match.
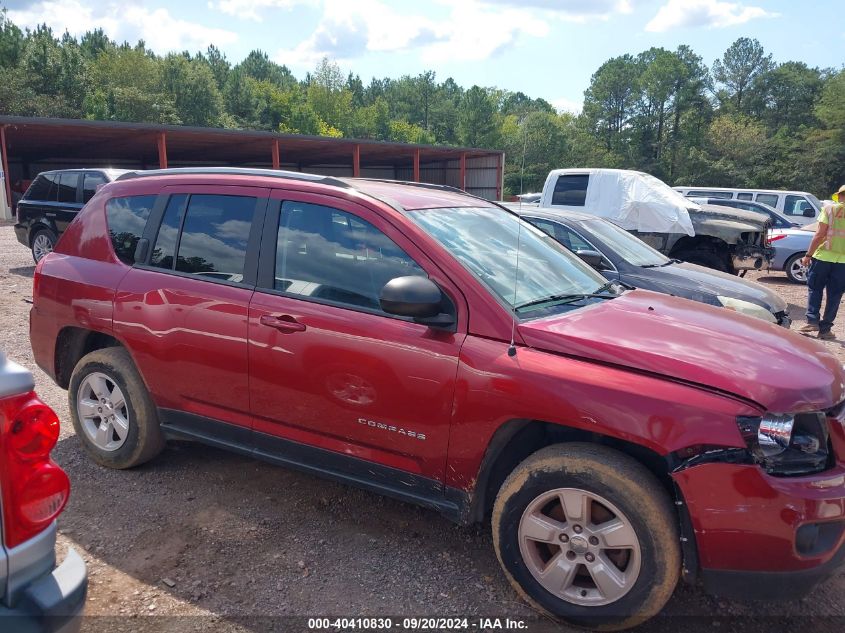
[800,185,845,340]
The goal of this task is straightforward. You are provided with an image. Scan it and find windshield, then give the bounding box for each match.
[807,193,823,210]
[407,206,611,315]
[579,218,669,267]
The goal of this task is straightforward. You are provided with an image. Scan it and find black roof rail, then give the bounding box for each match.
[114,167,352,189]
[345,177,503,209]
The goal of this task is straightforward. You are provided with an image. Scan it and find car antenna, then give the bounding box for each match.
[508,121,529,358]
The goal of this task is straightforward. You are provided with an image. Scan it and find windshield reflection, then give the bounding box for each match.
[407,206,610,316]
[580,219,669,267]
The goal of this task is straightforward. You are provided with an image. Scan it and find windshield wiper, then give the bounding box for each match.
[641,260,677,268]
[515,289,616,312]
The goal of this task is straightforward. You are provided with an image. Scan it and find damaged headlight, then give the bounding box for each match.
[717,296,777,323]
[737,412,830,476]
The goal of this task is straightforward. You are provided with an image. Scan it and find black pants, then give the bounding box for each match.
[806,258,845,332]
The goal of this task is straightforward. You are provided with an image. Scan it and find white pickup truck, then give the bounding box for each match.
[537,168,774,274]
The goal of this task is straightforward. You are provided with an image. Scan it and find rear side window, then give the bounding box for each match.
[25,173,59,201]
[150,195,188,270]
[552,175,588,206]
[25,175,51,200]
[756,193,778,207]
[105,196,156,265]
[737,192,753,200]
[83,173,108,203]
[57,172,79,203]
[174,195,254,281]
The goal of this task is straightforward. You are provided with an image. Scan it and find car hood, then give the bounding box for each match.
[624,261,788,313]
[689,204,769,232]
[518,290,844,412]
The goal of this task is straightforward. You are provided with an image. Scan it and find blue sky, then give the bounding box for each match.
[5,0,843,112]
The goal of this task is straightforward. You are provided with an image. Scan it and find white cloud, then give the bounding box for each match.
[479,0,636,22]
[551,96,583,114]
[208,0,315,22]
[8,0,238,53]
[645,0,778,33]
[275,0,551,68]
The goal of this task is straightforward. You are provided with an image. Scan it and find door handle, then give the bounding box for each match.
[259,314,306,333]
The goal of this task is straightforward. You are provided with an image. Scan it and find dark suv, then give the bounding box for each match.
[29,168,845,629]
[14,169,122,262]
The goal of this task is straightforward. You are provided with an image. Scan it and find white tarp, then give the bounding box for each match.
[585,170,696,236]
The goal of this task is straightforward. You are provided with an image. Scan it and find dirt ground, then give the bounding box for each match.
[1,221,843,633]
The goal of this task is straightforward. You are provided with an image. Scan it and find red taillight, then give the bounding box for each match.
[769,234,788,243]
[32,255,46,299]
[0,392,69,549]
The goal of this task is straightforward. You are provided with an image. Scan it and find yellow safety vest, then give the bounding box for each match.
[813,203,845,264]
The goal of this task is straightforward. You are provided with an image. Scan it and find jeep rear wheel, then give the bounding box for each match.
[69,347,164,469]
[492,443,680,630]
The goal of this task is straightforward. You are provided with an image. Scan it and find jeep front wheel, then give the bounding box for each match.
[492,443,680,630]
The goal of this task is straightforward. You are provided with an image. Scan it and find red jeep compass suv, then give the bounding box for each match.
[29,168,845,628]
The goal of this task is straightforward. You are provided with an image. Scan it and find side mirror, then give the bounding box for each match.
[803,208,815,218]
[380,276,455,328]
[575,249,609,270]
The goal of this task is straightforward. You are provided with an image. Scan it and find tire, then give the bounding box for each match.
[68,347,165,469]
[492,443,680,630]
[784,253,808,284]
[31,228,57,263]
[673,249,731,273]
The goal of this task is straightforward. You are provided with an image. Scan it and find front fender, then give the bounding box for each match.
[446,337,759,493]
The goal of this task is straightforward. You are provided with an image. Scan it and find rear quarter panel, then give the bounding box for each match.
[30,192,129,380]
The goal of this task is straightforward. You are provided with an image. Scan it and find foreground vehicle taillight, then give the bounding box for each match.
[0,392,69,548]
[32,254,46,299]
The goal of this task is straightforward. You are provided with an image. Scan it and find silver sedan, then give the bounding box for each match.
[769,226,814,283]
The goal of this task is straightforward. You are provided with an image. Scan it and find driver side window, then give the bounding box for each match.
[275,201,426,312]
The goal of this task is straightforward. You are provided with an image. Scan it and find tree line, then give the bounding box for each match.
[0,9,842,198]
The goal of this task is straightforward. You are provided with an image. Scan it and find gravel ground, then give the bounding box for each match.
[1,221,843,633]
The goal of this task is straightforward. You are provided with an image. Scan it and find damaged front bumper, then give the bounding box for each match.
[674,461,845,601]
[732,245,775,271]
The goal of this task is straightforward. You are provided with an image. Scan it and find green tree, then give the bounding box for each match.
[239,50,295,89]
[583,54,641,152]
[502,111,572,194]
[458,85,498,147]
[79,28,111,61]
[0,8,24,68]
[161,53,224,126]
[712,37,773,112]
[306,58,353,135]
[759,61,824,131]
[85,46,179,123]
[201,44,230,91]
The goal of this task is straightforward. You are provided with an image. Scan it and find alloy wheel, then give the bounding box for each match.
[518,487,642,606]
[76,372,130,451]
[33,233,53,261]
[789,258,808,283]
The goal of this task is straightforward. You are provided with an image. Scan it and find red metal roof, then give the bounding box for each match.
[0,115,498,167]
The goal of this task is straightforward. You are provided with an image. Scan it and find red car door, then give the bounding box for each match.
[248,190,467,485]
[113,185,268,433]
